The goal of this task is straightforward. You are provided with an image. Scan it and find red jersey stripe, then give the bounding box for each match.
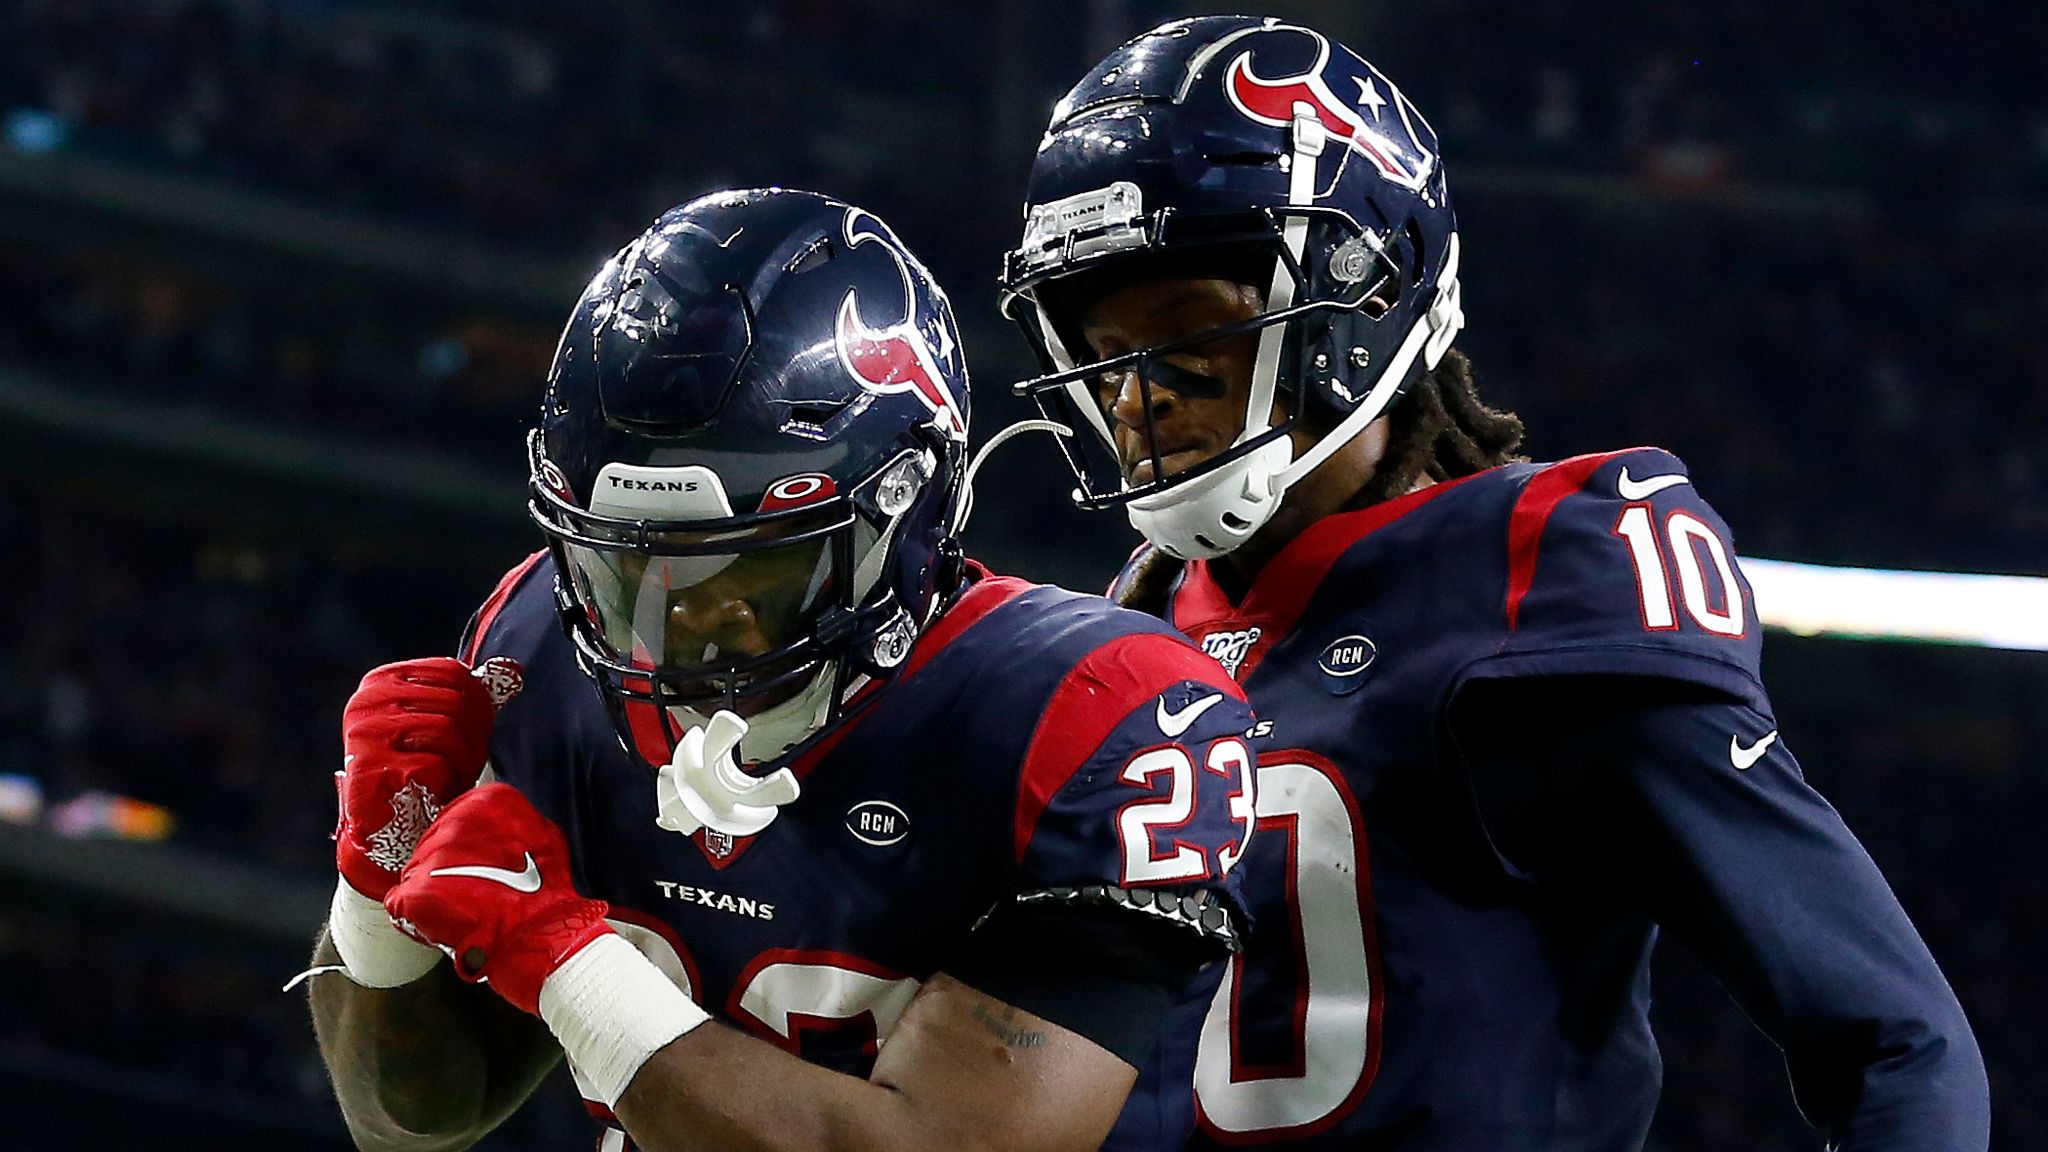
[462,549,548,664]
[1503,449,1639,631]
[1013,632,1247,864]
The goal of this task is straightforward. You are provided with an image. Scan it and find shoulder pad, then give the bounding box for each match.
[1497,447,1763,694]
[1009,625,1255,941]
[459,550,551,664]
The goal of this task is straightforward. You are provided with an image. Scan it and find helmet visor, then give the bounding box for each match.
[558,508,878,700]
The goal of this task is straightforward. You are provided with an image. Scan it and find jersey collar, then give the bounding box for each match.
[1173,469,1497,677]
[687,561,1031,869]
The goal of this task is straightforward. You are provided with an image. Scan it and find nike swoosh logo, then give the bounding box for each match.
[429,852,542,893]
[1617,467,1690,501]
[1157,693,1225,739]
[1730,731,1778,770]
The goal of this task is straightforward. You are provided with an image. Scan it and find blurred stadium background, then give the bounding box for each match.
[1,0,2043,1148]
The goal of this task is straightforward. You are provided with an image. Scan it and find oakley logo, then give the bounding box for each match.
[759,473,837,513]
[538,457,573,499]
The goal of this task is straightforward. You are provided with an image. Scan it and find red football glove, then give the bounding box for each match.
[384,783,614,1015]
[336,656,520,900]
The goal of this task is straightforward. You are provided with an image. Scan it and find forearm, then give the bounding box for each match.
[615,1025,916,1152]
[1581,693,1986,1146]
[1819,1008,1988,1152]
[307,927,559,1151]
[610,975,1128,1152]
[1623,746,1990,1148]
[1459,677,1990,1149]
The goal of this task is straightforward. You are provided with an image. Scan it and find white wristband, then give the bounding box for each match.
[538,932,710,1108]
[328,879,442,988]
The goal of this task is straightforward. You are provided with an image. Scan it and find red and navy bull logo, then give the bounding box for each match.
[1223,29,1436,193]
[833,210,967,440]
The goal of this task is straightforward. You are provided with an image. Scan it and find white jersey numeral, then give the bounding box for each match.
[1667,512,1744,635]
[1205,738,1257,875]
[1117,737,1255,885]
[733,952,922,1052]
[1119,746,1210,884]
[1614,504,1746,637]
[1195,752,1378,1138]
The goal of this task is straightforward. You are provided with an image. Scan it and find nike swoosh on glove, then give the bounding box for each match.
[385,782,614,1016]
[336,656,519,899]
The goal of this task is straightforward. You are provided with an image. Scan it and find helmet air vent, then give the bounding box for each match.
[597,279,753,433]
[784,235,836,276]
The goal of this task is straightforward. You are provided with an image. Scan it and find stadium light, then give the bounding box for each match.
[1746,558,2048,652]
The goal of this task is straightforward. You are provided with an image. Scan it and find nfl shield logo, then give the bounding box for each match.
[703,829,734,859]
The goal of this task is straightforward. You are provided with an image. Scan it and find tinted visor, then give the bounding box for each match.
[558,507,879,707]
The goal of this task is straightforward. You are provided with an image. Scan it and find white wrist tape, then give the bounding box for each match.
[329,879,442,988]
[538,932,710,1108]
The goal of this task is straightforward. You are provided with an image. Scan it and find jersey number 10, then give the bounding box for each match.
[1613,504,1747,636]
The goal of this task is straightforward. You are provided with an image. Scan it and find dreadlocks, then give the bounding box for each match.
[1346,347,1525,509]
[1115,347,1525,617]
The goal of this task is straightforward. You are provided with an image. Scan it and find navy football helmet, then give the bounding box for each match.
[531,188,971,766]
[1000,16,1465,559]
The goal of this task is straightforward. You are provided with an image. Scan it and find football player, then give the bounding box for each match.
[1000,16,1988,1151]
[305,189,1262,1152]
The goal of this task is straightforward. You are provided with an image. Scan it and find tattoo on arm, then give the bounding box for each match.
[969,1001,1048,1050]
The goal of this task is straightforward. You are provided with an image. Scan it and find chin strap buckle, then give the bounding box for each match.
[1289,102,1329,164]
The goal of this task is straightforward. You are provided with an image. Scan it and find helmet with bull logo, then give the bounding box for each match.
[1001,16,1465,560]
[531,188,971,767]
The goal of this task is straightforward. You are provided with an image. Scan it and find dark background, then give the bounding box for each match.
[0,1,2042,1148]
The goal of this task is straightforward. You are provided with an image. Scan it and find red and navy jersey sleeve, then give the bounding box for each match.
[1483,446,1765,703]
[457,549,550,666]
[448,550,583,813]
[1008,628,1258,946]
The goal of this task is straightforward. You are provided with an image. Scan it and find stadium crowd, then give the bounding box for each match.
[7,198,2044,573]
[7,0,2044,571]
[5,0,2042,248]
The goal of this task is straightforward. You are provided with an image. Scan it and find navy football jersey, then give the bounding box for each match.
[1119,447,1772,1149]
[461,557,1257,1148]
